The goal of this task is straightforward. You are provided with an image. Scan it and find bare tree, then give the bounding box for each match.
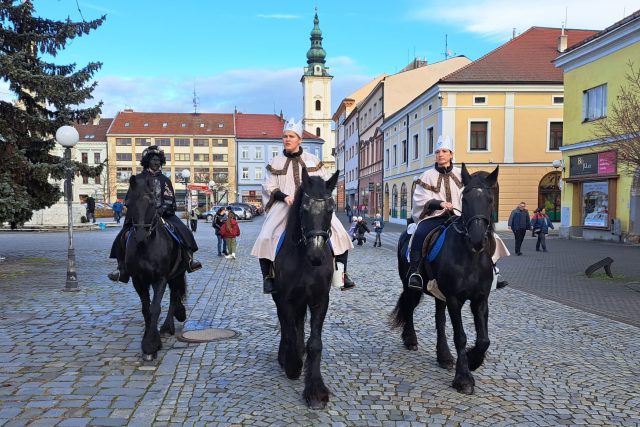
[593,61,640,176]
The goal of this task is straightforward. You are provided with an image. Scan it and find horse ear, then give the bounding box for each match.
[461,163,472,186]
[326,169,339,192]
[486,165,499,187]
[129,175,136,187]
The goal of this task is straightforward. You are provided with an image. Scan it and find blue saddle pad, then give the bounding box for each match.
[163,222,183,245]
[427,225,448,263]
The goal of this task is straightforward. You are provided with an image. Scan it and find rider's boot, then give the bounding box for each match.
[184,249,202,273]
[494,264,509,289]
[108,259,130,284]
[407,246,424,291]
[260,258,276,294]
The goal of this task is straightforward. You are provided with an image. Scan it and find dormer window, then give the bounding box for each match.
[162,122,168,127]
[124,122,130,127]
[181,123,187,128]
[473,96,487,105]
[199,123,205,128]
[143,123,149,127]
[218,123,224,128]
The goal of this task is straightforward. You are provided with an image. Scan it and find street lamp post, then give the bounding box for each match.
[208,180,216,209]
[56,125,80,292]
[181,169,191,228]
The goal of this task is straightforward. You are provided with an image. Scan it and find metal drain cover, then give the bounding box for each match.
[178,328,238,343]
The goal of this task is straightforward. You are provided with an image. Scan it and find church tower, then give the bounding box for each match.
[301,11,335,172]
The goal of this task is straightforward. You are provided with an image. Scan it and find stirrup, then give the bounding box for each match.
[408,273,423,291]
[187,260,202,273]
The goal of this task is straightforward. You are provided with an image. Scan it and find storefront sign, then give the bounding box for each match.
[569,151,616,177]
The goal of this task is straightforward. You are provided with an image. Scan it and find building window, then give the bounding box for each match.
[94,174,101,185]
[242,167,249,179]
[316,127,321,137]
[156,138,170,146]
[194,168,210,182]
[193,154,209,162]
[162,122,168,128]
[135,138,150,146]
[241,146,249,159]
[116,153,132,161]
[124,122,130,127]
[212,154,227,162]
[193,138,209,147]
[385,148,389,169]
[218,123,224,128]
[255,168,263,180]
[94,153,100,164]
[255,149,263,160]
[165,153,171,162]
[174,138,190,146]
[174,153,190,161]
[427,127,434,155]
[181,123,187,128]
[393,145,397,166]
[81,152,88,164]
[473,96,487,105]
[143,123,149,127]
[549,122,563,151]
[115,138,131,146]
[315,100,321,111]
[401,140,407,164]
[583,181,609,227]
[213,168,228,182]
[412,134,419,160]
[553,96,564,104]
[583,84,607,121]
[470,121,488,151]
[215,139,229,147]
[82,175,88,184]
[116,167,132,182]
[271,147,279,158]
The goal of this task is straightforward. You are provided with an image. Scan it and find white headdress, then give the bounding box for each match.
[434,135,454,153]
[283,117,303,138]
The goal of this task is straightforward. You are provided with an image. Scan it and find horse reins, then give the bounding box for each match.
[298,192,333,245]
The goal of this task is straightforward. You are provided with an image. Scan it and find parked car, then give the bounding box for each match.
[229,205,252,220]
[200,205,226,222]
[229,202,261,217]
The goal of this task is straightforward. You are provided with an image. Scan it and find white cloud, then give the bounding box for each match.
[256,14,300,19]
[414,0,634,41]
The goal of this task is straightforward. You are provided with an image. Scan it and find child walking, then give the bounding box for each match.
[220,211,241,259]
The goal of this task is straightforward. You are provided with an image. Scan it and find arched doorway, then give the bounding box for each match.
[392,184,398,219]
[538,171,561,221]
[384,183,390,221]
[400,183,408,219]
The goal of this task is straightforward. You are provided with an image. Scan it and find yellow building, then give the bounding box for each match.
[107,110,236,209]
[554,11,640,241]
[382,27,597,227]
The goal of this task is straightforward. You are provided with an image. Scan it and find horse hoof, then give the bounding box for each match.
[142,353,156,362]
[306,398,328,410]
[404,343,418,351]
[438,359,454,370]
[453,377,475,395]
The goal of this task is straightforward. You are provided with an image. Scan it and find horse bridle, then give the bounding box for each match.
[450,187,492,251]
[132,183,161,240]
[298,192,333,245]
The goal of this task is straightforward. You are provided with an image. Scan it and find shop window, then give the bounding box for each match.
[583,181,609,227]
[538,172,561,222]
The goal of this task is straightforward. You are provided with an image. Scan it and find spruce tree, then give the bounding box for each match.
[0,0,106,228]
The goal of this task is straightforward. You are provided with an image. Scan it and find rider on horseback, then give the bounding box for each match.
[406,136,510,291]
[107,146,202,283]
[251,117,356,294]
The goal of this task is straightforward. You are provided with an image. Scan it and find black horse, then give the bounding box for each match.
[125,173,187,361]
[391,164,499,394]
[272,168,339,409]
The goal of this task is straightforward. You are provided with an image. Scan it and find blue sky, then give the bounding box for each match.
[1,0,636,119]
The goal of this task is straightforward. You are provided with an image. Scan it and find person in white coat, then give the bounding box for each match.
[251,118,356,294]
[407,135,510,291]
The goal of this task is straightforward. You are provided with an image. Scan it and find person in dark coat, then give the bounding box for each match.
[531,207,554,252]
[508,201,531,256]
[212,206,228,256]
[107,146,202,283]
[85,196,96,223]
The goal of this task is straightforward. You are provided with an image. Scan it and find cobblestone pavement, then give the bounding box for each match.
[1,218,639,426]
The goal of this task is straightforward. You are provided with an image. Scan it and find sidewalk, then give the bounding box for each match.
[338,214,640,327]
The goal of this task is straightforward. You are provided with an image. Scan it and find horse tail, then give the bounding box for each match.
[389,288,422,329]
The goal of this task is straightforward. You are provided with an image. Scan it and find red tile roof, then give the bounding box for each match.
[441,27,599,84]
[74,118,113,142]
[109,111,234,135]
[234,113,322,140]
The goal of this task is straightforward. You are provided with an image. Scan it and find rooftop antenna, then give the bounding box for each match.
[192,82,199,115]
[442,34,455,59]
[564,6,568,30]
[512,27,516,39]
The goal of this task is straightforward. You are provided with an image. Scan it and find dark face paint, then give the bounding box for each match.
[149,155,162,172]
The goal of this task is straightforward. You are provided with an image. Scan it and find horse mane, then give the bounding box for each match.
[284,185,305,243]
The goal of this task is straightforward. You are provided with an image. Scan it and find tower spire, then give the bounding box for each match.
[304,10,330,76]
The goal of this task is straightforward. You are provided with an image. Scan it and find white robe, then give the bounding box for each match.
[251,151,353,261]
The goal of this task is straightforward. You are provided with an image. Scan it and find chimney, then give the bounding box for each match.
[558,28,568,53]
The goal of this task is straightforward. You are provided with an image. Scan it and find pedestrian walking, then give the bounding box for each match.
[372,213,384,247]
[212,206,228,256]
[220,211,241,259]
[508,201,531,256]
[345,204,353,223]
[531,207,554,252]
[189,208,199,233]
[112,200,123,224]
[85,196,96,223]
